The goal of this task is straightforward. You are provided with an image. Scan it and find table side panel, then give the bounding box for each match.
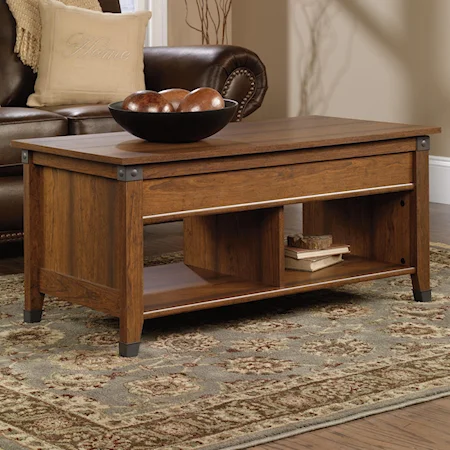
[142,153,413,218]
[41,167,122,291]
[39,268,120,316]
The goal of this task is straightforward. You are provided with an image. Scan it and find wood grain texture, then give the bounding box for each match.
[142,153,413,218]
[411,151,430,293]
[184,208,284,286]
[11,116,440,166]
[303,192,412,265]
[143,184,414,225]
[23,154,45,314]
[34,152,117,179]
[303,198,373,258]
[39,269,120,316]
[372,192,411,266]
[116,181,144,346]
[250,397,450,450]
[142,138,417,180]
[142,256,414,319]
[41,168,119,287]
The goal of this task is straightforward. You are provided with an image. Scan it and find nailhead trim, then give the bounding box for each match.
[222,68,256,122]
[0,231,24,242]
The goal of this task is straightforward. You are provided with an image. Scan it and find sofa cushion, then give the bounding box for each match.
[42,104,123,135]
[0,107,67,172]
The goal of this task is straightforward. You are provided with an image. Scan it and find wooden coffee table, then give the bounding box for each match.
[13,116,441,357]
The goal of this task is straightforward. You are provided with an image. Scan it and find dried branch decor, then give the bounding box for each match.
[184,0,232,44]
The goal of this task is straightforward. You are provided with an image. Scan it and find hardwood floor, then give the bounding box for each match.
[0,203,449,449]
[251,396,450,450]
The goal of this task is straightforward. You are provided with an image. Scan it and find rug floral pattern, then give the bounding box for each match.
[0,244,449,449]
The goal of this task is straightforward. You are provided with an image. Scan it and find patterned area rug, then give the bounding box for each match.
[0,244,449,450]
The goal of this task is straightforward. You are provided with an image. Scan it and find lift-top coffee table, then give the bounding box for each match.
[13,116,441,357]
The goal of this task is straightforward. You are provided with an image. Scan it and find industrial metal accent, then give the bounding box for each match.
[413,289,432,302]
[24,309,43,323]
[21,150,29,164]
[116,166,143,181]
[119,342,140,357]
[416,136,430,151]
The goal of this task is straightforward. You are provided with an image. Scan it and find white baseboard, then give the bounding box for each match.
[430,156,450,205]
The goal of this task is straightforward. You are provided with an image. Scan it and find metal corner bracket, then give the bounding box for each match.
[416,136,430,151]
[21,150,29,164]
[116,166,143,181]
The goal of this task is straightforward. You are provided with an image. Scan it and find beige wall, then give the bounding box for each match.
[232,0,447,157]
[232,0,289,121]
[168,0,232,46]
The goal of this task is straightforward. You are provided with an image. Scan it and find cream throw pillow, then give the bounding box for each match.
[27,0,152,107]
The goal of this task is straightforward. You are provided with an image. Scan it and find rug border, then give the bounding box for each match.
[220,390,450,450]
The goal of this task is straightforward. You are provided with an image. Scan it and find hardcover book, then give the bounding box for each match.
[285,254,344,272]
[284,244,350,260]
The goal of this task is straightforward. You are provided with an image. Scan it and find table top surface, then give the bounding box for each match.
[12,115,441,166]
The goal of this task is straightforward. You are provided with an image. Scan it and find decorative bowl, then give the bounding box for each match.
[108,99,238,143]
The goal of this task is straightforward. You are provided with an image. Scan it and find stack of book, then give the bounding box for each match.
[285,244,350,272]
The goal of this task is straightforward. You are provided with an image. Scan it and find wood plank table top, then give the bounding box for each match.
[11,115,441,166]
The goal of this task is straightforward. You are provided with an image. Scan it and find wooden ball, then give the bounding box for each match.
[177,87,225,112]
[122,90,174,113]
[159,88,190,111]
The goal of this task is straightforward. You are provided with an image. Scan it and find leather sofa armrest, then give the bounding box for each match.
[143,45,268,121]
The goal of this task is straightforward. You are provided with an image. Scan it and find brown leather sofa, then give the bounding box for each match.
[0,0,268,245]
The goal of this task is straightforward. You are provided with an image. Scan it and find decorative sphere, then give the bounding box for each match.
[159,88,190,111]
[122,90,174,113]
[177,87,225,113]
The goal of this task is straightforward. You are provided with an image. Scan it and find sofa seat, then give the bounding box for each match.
[0,107,67,175]
[42,105,123,135]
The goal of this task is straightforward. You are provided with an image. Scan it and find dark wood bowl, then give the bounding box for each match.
[108,99,238,143]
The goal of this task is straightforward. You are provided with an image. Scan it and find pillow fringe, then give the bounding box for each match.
[6,0,102,72]
[14,28,40,73]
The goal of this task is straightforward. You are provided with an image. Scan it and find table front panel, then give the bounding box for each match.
[142,153,413,218]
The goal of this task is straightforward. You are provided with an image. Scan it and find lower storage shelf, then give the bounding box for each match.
[142,255,415,318]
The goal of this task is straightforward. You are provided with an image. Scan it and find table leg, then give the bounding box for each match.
[411,148,431,302]
[23,152,45,322]
[117,181,144,357]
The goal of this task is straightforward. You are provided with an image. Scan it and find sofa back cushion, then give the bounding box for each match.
[0,0,121,107]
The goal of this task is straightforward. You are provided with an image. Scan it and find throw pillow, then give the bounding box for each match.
[27,0,152,107]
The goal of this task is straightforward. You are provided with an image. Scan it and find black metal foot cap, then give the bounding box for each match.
[413,289,432,302]
[24,309,43,323]
[119,342,140,357]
